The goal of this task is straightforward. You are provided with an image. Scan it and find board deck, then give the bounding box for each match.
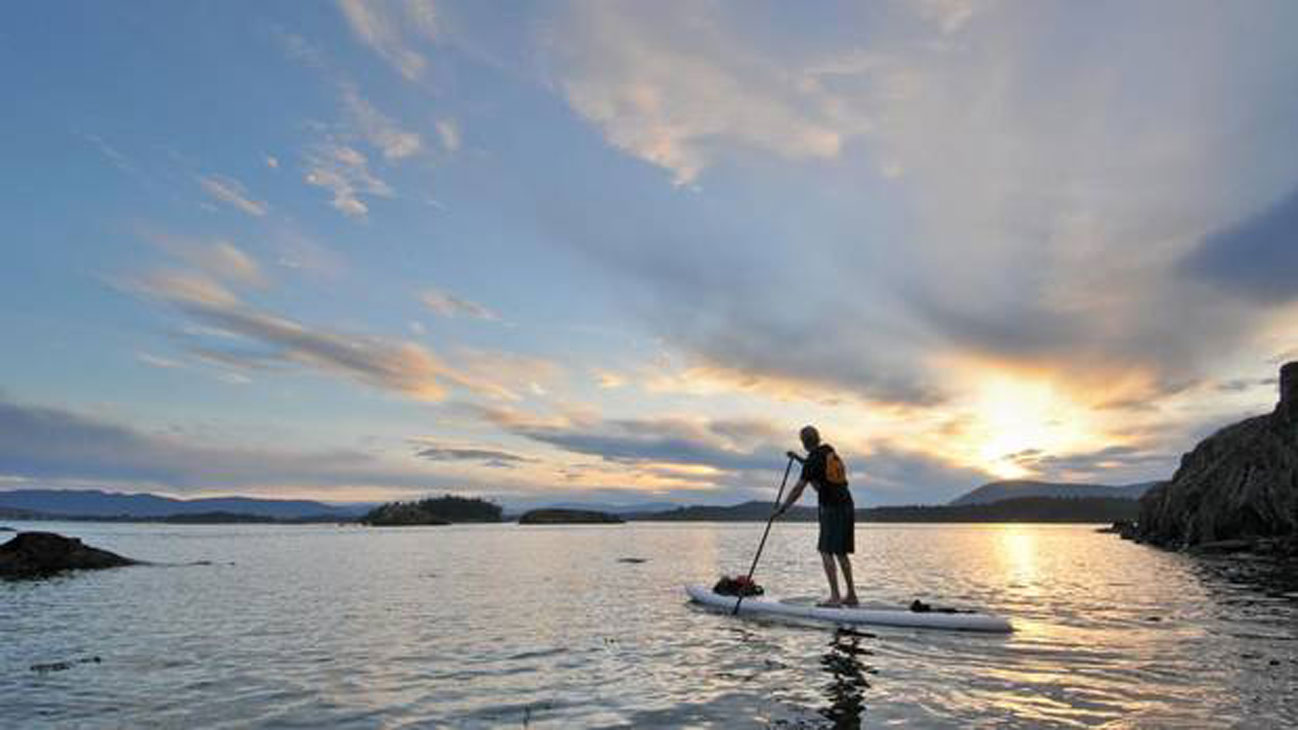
[685,584,1013,633]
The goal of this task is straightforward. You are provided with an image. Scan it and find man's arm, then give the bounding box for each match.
[776,478,809,515]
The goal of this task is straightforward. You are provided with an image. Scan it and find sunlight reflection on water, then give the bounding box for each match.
[2,522,1295,728]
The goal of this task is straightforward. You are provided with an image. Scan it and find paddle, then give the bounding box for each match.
[733,454,796,615]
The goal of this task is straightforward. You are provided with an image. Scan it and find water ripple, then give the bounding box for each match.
[2,521,1295,727]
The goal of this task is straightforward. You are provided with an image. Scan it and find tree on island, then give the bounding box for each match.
[361,495,502,526]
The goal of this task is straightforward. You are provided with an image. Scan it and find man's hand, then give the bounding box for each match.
[786,450,804,462]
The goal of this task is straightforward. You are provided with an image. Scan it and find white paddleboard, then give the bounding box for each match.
[685,584,1013,633]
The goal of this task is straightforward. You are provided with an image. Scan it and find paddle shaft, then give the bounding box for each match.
[733,455,796,615]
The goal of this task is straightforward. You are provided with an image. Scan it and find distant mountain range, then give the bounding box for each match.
[0,479,1157,525]
[0,489,363,520]
[948,480,1158,506]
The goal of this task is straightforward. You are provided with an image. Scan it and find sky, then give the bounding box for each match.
[2,1,1297,507]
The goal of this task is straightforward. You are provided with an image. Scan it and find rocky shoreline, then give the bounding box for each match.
[1106,362,1298,558]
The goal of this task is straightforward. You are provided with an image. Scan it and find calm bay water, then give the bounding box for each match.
[3,521,1296,728]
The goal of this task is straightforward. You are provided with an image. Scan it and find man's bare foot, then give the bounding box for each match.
[842,595,859,607]
[817,598,843,608]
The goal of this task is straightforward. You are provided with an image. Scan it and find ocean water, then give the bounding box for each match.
[2,521,1296,728]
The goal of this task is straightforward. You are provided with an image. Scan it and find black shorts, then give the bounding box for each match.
[818,502,855,555]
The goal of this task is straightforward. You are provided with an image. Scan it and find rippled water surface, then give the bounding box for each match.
[3,521,1296,728]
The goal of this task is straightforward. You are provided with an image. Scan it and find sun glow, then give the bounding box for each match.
[958,372,1105,478]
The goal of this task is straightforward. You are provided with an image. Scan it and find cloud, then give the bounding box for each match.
[412,442,532,468]
[526,0,1298,407]
[850,444,992,504]
[304,143,393,218]
[136,353,181,369]
[594,370,627,389]
[554,2,854,185]
[148,235,265,287]
[1180,184,1298,304]
[476,407,789,472]
[0,397,425,491]
[123,248,554,406]
[337,0,437,81]
[1005,444,1174,484]
[79,132,138,176]
[420,288,498,320]
[438,348,563,402]
[914,0,982,34]
[271,229,348,279]
[198,174,269,217]
[269,25,326,70]
[341,83,422,160]
[125,266,448,400]
[467,403,996,503]
[436,118,460,152]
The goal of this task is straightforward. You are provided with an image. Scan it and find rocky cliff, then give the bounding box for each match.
[1138,362,1298,549]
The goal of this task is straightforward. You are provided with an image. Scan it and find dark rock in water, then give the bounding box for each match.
[1138,362,1298,549]
[0,526,14,532]
[1,532,137,578]
[616,557,648,564]
[31,656,101,673]
[518,508,624,525]
[1095,519,1137,537]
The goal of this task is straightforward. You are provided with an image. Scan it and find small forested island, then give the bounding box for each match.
[518,508,624,524]
[361,495,502,526]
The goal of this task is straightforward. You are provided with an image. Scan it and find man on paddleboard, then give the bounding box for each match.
[776,426,859,607]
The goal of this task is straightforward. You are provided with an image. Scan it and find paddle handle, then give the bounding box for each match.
[733,455,795,615]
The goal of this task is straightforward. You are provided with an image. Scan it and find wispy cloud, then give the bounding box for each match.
[140,273,449,400]
[269,25,326,69]
[436,118,460,152]
[420,287,498,320]
[120,234,447,399]
[554,2,857,185]
[476,407,786,471]
[121,247,551,405]
[79,132,138,176]
[412,440,532,468]
[341,83,422,160]
[337,0,437,81]
[136,352,181,369]
[1006,445,1173,484]
[593,370,627,389]
[198,174,269,217]
[0,397,431,491]
[147,234,266,287]
[304,142,392,218]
